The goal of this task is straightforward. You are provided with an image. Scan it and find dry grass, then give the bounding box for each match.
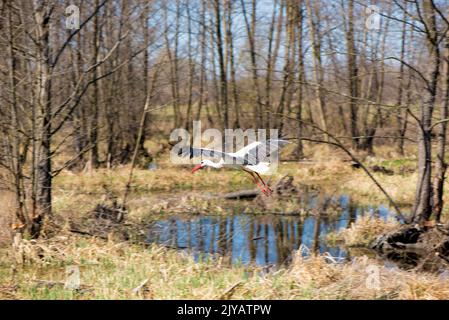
[54,151,418,215]
[280,143,419,209]
[281,158,417,208]
[54,163,255,195]
[327,216,400,247]
[2,144,448,300]
[0,192,13,247]
[288,253,449,299]
[1,234,449,300]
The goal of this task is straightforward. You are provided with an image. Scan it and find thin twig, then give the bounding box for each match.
[273,112,406,221]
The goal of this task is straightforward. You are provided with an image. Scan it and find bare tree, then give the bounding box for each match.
[305,0,328,139]
[240,0,264,128]
[432,7,449,222]
[345,0,360,149]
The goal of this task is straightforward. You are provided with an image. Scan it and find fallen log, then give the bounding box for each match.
[392,242,427,252]
[223,175,297,200]
[370,227,422,252]
[223,189,260,200]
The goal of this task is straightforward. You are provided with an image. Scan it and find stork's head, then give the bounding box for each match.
[191,160,206,173]
[191,159,222,173]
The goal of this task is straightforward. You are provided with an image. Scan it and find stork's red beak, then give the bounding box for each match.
[191,164,204,173]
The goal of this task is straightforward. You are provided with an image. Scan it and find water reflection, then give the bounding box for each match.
[146,193,395,267]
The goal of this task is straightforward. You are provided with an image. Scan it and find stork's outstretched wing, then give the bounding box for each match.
[240,139,290,165]
[177,146,224,159]
[176,139,290,165]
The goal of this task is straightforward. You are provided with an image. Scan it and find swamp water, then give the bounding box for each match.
[146,190,397,268]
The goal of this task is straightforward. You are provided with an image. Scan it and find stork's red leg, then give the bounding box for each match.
[255,172,272,195]
[250,172,269,196]
[242,169,269,196]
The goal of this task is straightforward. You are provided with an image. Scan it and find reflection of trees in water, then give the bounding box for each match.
[170,218,177,248]
[209,220,216,254]
[186,220,191,248]
[198,219,204,252]
[295,219,303,255]
[347,202,357,226]
[227,217,233,255]
[248,219,256,262]
[264,217,302,265]
[312,214,321,254]
[156,214,309,266]
[217,217,227,255]
[148,187,396,266]
[153,213,316,265]
[264,224,269,265]
[312,193,333,254]
[184,215,308,266]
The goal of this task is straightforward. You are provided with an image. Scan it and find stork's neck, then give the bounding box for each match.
[204,158,224,168]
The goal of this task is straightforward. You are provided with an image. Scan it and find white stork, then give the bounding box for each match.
[179,139,290,196]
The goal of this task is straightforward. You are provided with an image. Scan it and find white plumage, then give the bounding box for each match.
[187,139,290,196]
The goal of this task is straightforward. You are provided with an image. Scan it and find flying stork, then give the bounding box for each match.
[178,139,290,196]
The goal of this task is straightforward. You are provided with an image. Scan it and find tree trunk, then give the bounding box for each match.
[196,0,207,122]
[432,8,449,222]
[88,0,100,169]
[225,0,240,128]
[360,1,391,155]
[7,2,27,230]
[395,6,408,156]
[294,0,304,159]
[345,0,360,149]
[214,0,229,130]
[32,2,53,238]
[265,0,281,129]
[241,0,264,128]
[305,0,328,138]
[412,1,440,224]
[184,3,195,131]
[164,1,181,128]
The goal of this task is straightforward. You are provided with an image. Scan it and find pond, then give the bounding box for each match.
[146,191,396,268]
